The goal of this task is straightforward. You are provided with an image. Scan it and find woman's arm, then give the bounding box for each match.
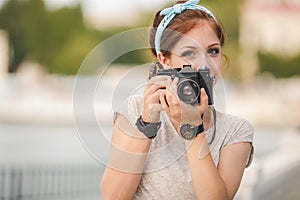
[218,142,252,199]
[186,134,229,200]
[100,116,152,200]
[164,77,252,199]
[101,76,170,200]
[186,135,252,200]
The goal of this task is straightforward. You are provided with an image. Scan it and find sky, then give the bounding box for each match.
[43,0,166,13]
[0,0,168,27]
[0,0,167,16]
[80,0,167,27]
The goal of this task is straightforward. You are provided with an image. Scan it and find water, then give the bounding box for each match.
[1,123,300,199]
[0,123,105,200]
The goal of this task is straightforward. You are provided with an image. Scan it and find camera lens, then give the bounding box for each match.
[177,79,200,104]
[182,85,193,96]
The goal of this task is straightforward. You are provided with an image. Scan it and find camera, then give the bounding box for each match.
[150,64,214,105]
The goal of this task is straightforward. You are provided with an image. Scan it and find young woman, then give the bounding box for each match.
[101,0,254,199]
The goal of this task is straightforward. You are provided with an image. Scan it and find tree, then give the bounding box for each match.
[0,0,102,74]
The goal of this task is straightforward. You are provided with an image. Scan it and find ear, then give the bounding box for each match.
[157,52,170,68]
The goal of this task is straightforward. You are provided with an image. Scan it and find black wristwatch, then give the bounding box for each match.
[180,123,204,140]
[135,115,161,139]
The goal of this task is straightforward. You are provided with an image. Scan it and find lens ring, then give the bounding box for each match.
[177,79,200,104]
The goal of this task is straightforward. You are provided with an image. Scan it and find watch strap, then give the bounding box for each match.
[135,116,161,139]
[193,123,204,137]
[180,123,204,140]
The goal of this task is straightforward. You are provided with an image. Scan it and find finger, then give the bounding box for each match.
[145,89,164,105]
[166,77,181,109]
[165,77,181,118]
[146,104,162,122]
[151,104,163,113]
[145,84,165,97]
[170,77,179,104]
[143,89,164,123]
[159,92,169,113]
[200,88,208,105]
[172,76,179,85]
[200,88,208,113]
[145,76,170,95]
[147,75,170,89]
[165,77,173,104]
[149,75,170,82]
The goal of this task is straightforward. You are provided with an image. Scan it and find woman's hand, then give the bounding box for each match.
[160,77,209,127]
[142,76,170,123]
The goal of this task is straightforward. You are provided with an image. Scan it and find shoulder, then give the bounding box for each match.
[220,114,254,167]
[127,95,143,117]
[127,95,143,109]
[114,94,144,126]
[223,114,254,139]
[217,113,254,153]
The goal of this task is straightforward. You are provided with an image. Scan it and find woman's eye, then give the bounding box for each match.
[181,51,195,57]
[208,48,220,55]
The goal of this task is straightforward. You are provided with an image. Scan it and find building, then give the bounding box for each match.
[239,0,300,83]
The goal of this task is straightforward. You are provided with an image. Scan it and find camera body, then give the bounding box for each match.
[153,65,214,105]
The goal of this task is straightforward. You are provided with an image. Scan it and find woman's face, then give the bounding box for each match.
[158,20,222,77]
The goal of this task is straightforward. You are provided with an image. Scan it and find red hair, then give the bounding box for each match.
[149,1,225,57]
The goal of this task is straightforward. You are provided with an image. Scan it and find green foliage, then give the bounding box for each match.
[0,0,102,74]
[0,0,242,74]
[201,0,241,40]
[48,32,99,74]
[258,52,300,78]
[114,49,153,65]
[0,0,28,71]
[0,0,257,76]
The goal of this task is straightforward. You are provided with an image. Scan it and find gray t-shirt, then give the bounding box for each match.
[115,95,254,199]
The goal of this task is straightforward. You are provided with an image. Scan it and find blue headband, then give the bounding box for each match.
[154,0,217,54]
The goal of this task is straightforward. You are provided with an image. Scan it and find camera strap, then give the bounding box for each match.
[208,105,217,144]
[148,62,163,80]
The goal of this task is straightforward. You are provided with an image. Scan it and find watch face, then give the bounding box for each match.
[180,124,195,140]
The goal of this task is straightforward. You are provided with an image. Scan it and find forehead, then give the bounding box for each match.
[174,21,220,49]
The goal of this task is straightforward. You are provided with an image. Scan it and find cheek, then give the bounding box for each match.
[211,58,222,85]
[211,56,222,74]
[169,55,187,68]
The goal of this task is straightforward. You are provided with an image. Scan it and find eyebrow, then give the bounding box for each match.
[179,46,197,51]
[179,42,221,51]
[208,42,221,48]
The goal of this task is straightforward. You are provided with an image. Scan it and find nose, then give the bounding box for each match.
[191,52,212,71]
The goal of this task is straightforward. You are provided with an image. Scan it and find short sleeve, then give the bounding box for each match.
[113,95,144,127]
[223,118,254,168]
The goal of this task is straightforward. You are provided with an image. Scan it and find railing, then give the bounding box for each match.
[2,161,300,200]
[253,162,300,200]
[234,129,300,200]
[0,164,103,200]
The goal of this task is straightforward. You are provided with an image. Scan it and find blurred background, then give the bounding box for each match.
[0,0,299,199]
